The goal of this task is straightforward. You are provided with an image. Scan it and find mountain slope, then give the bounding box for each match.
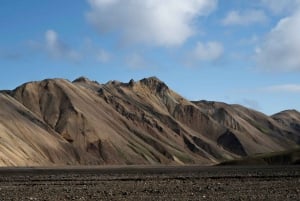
[0,93,77,166]
[194,101,298,155]
[0,77,299,166]
[272,110,300,143]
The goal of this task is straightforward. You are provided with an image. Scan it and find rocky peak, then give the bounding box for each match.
[139,77,169,95]
[72,76,101,92]
[73,76,99,84]
[105,80,122,86]
[128,79,135,87]
[273,109,300,117]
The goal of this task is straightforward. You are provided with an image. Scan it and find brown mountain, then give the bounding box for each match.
[0,77,299,166]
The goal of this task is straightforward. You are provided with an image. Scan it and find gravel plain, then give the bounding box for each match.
[0,166,299,201]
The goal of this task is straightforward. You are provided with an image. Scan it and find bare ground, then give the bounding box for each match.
[0,166,299,201]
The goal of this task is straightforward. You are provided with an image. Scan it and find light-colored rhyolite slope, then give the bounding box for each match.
[0,77,299,166]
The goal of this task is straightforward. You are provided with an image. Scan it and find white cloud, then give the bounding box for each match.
[191,41,224,61]
[260,0,300,15]
[255,11,300,71]
[222,9,268,26]
[44,30,81,62]
[262,84,300,93]
[86,0,217,46]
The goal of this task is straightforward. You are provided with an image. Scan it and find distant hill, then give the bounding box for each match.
[0,76,299,166]
[218,148,300,166]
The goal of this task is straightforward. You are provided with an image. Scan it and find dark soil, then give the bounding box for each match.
[0,166,299,201]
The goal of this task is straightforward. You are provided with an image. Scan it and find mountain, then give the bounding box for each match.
[0,76,299,166]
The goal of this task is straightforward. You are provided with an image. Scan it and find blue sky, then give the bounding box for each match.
[1,0,300,115]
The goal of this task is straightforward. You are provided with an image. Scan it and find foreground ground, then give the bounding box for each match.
[0,166,299,201]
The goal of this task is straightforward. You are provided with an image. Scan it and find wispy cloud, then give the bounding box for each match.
[83,38,111,63]
[44,30,82,62]
[238,35,259,46]
[125,53,148,69]
[261,84,300,93]
[260,0,300,15]
[186,41,224,65]
[0,50,22,61]
[222,9,268,26]
[86,0,217,46]
[240,99,261,110]
[28,31,112,64]
[96,49,111,63]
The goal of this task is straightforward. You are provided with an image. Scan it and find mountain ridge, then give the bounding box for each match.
[0,76,299,166]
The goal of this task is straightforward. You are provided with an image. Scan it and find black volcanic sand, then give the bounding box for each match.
[0,166,299,201]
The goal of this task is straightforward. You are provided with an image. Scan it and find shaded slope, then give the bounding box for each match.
[92,77,235,163]
[194,101,298,156]
[272,110,300,143]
